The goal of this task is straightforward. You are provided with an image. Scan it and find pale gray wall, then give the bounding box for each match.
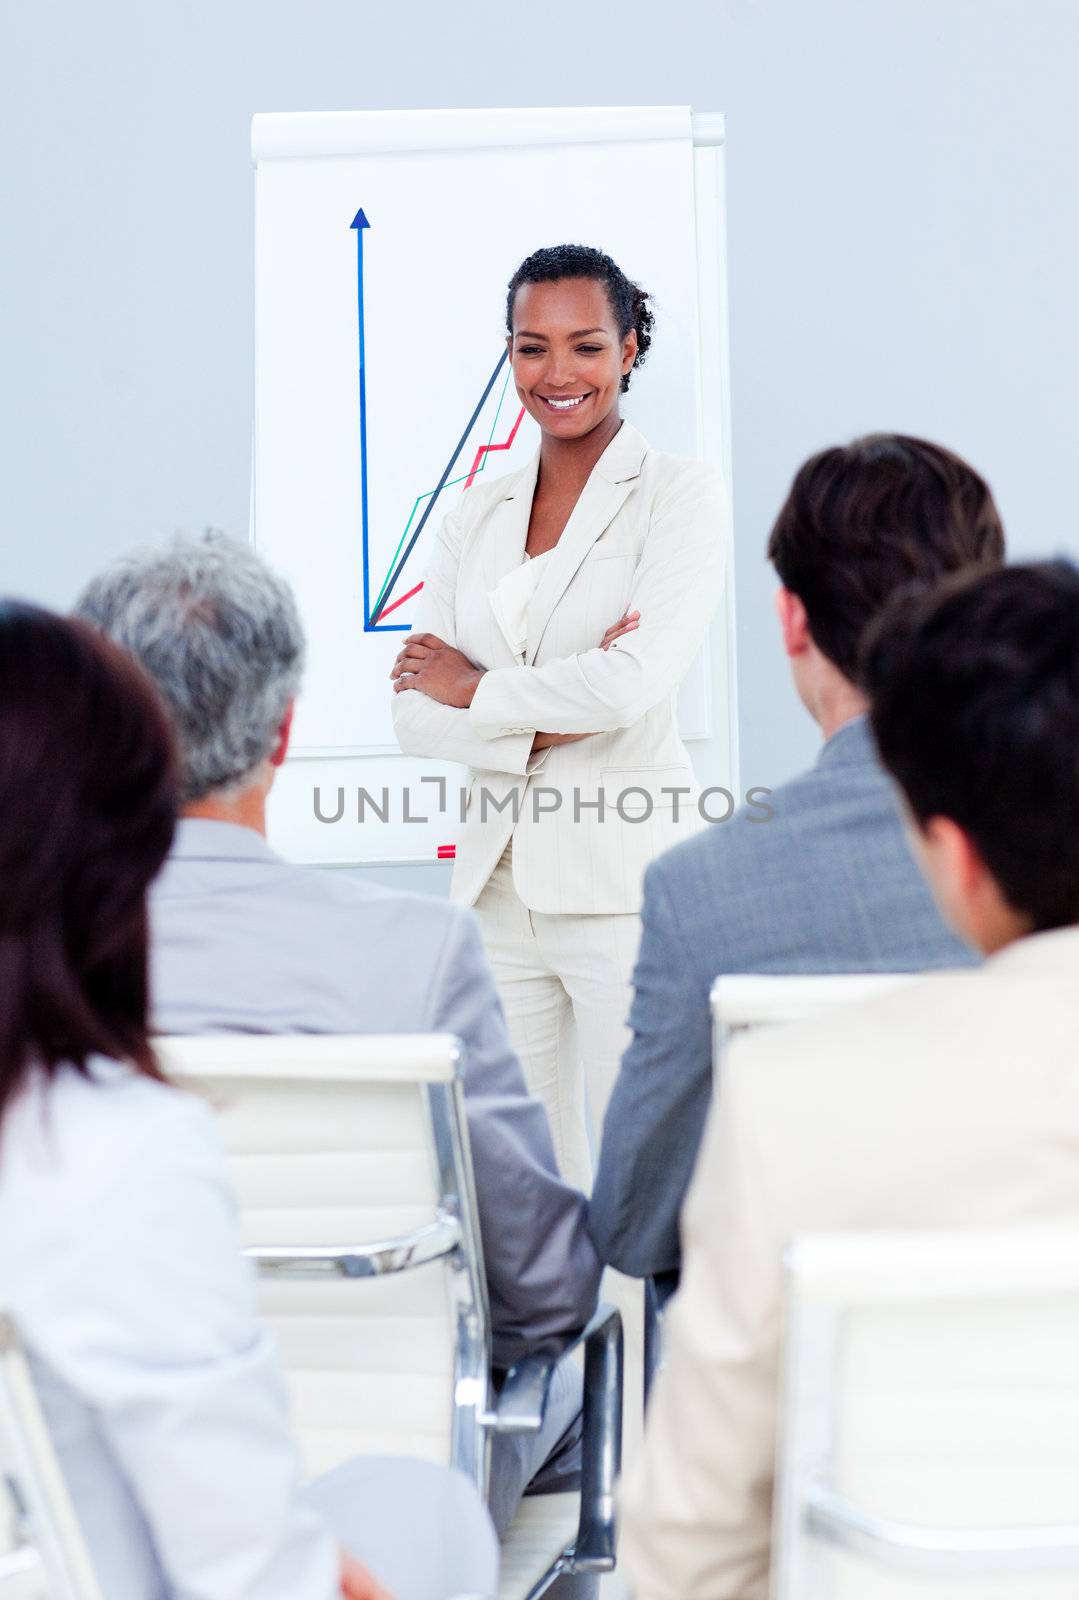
[5,0,1079,882]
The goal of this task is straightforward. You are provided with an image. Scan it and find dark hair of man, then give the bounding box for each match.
[767,434,1006,682]
[864,559,1079,932]
[506,244,654,393]
[0,603,179,1123]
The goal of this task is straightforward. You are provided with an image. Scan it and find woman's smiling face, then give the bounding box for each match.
[507,277,637,441]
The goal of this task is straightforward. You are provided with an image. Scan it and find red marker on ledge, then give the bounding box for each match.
[437,845,456,861]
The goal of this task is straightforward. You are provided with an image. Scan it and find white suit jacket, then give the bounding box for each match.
[391,422,726,914]
[620,924,1079,1600]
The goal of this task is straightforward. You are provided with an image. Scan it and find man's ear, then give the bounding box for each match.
[913,812,1001,952]
[917,813,1034,954]
[269,701,295,769]
[775,588,811,658]
[919,814,984,900]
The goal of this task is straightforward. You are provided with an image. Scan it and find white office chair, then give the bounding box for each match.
[0,1316,104,1600]
[161,1033,622,1600]
[774,1227,1079,1599]
[710,971,914,1069]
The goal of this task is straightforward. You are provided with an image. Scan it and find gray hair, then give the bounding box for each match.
[75,530,305,802]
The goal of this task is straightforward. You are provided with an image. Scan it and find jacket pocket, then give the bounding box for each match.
[599,764,695,818]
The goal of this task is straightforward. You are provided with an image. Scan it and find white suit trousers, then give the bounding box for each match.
[473,844,641,1193]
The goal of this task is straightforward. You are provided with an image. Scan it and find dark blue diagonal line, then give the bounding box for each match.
[370,350,509,626]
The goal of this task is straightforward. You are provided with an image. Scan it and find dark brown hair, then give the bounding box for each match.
[0,602,179,1123]
[506,244,654,394]
[767,434,1006,681]
[864,560,1079,932]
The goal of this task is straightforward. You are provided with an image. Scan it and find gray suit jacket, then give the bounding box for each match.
[588,716,976,1278]
[150,818,601,1370]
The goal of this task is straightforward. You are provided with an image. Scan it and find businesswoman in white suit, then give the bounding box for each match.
[0,604,496,1600]
[391,244,726,1189]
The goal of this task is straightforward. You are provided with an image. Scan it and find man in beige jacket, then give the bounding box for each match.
[620,559,1079,1599]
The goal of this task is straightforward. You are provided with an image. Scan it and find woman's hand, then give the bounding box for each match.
[391,634,485,708]
[340,1553,395,1600]
[600,609,640,650]
[392,607,636,723]
[529,611,640,750]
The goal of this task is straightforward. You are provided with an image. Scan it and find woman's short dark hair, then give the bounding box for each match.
[0,603,179,1122]
[767,434,1006,682]
[506,244,654,393]
[864,560,1079,932]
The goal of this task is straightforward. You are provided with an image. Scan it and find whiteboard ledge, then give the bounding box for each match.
[276,853,455,870]
[252,106,694,163]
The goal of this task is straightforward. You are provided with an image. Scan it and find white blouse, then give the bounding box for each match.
[0,1061,339,1600]
[488,550,555,660]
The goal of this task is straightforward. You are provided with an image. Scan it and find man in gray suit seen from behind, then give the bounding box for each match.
[589,434,1007,1283]
[76,532,601,1578]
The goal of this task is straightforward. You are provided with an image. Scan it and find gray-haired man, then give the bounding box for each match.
[76,531,601,1593]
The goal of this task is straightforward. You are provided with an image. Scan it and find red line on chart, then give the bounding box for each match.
[378,406,523,621]
[376,580,424,620]
[464,406,527,489]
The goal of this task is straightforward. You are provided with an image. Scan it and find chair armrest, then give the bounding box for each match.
[643,1270,679,1403]
[568,1302,623,1572]
[807,1486,1079,1574]
[485,1354,557,1435]
[482,1305,624,1572]
[485,1300,621,1435]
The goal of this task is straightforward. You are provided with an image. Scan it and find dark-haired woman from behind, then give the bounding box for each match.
[0,603,495,1600]
[392,244,727,1192]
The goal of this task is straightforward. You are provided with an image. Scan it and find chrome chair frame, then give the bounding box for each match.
[0,1315,104,1600]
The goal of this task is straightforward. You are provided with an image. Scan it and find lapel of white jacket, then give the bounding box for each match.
[477,454,539,666]
[525,421,647,666]
[481,453,537,591]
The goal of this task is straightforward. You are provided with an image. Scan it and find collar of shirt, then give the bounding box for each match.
[169,815,280,864]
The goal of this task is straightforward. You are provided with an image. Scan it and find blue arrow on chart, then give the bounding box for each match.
[353,208,514,631]
[351,210,398,632]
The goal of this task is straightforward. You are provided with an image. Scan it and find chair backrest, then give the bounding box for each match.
[712,973,915,1031]
[710,973,913,1084]
[0,1317,104,1600]
[774,1228,1079,1600]
[160,1034,491,1492]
